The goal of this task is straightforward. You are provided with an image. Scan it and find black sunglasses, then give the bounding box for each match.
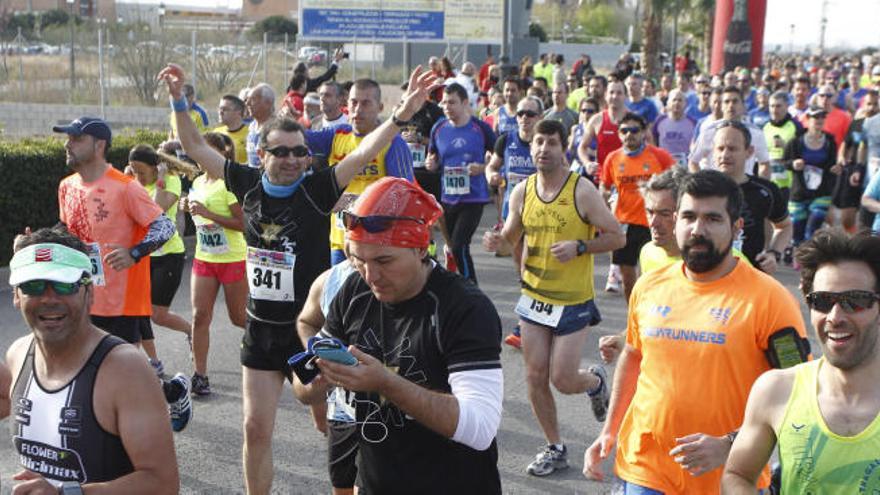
[517,110,540,118]
[619,126,642,135]
[264,145,310,158]
[341,211,425,233]
[581,108,597,114]
[818,93,835,98]
[19,279,90,297]
[805,290,880,313]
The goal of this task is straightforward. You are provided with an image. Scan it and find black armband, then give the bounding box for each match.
[765,327,811,369]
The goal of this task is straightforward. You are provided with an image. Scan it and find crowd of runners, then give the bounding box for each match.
[1,47,879,494]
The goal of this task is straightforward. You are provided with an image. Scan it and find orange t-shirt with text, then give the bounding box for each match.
[615,260,806,494]
[58,167,163,317]
[601,144,674,226]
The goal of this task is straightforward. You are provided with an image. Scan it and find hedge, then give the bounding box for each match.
[0,129,166,266]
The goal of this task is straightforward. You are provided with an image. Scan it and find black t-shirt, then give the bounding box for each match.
[324,265,502,495]
[739,176,788,265]
[405,101,445,142]
[782,132,838,201]
[224,161,339,324]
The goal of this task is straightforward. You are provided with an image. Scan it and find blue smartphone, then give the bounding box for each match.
[313,340,358,366]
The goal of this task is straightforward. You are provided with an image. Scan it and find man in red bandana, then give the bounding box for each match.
[294,177,504,494]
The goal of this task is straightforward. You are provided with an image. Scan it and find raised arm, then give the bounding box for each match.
[157,64,227,179]
[334,67,441,188]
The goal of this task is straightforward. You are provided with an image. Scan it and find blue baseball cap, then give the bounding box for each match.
[53,117,112,147]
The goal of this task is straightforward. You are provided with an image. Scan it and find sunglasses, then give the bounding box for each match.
[619,126,642,135]
[341,211,424,233]
[18,279,89,297]
[818,93,835,98]
[264,145,310,158]
[517,110,540,118]
[581,108,597,114]
[805,290,880,313]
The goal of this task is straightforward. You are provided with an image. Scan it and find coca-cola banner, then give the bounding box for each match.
[711,0,767,74]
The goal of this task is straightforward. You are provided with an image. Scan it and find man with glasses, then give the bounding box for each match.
[485,119,624,477]
[295,177,504,494]
[601,112,676,301]
[584,170,807,494]
[814,83,853,147]
[652,89,697,168]
[305,78,415,266]
[723,229,880,493]
[6,228,179,494]
[160,62,438,494]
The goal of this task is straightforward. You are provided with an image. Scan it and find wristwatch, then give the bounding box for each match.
[576,240,588,256]
[59,482,84,495]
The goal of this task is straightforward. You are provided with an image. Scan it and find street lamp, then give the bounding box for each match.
[67,0,75,92]
[158,3,166,33]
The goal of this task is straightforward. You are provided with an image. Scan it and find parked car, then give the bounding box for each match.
[298,46,327,66]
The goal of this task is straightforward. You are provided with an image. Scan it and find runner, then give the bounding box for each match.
[160,62,439,494]
[245,83,276,168]
[715,120,792,273]
[168,83,210,139]
[690,86,771,178]
[305,78,414,266]
[814,83,853,146]
[723,230,880,494]
[493,76,523,135]
[426,82,497,284]
[600,112,675,301]
[831,90,878,232]
[788,76,812,121]
[53,116,192,432]
[763,90,804,207]
[625,72,659,125]
[484,119,625,477]
[651,89,696,168]
[747,87,771,128]
[577,80,627,184]
[568,97,600,175]
[182,132,248,396]
[784,107,839,249]
[312,81,349,131]
[295,177,504,494]
[213,94,249,164]
[583,170,808,493]
[543,82,578,131]
[127,144,193,376]
[7,228,179,493]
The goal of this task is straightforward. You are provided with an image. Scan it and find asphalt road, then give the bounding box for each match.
[0,204,811,494]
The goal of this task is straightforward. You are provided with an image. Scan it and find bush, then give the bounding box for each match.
[249,15,297,43]
[0,129,166,266]
[529,22,548,43]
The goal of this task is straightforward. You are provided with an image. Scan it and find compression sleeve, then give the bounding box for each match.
[130,214,175,262]
[449,368,503,451]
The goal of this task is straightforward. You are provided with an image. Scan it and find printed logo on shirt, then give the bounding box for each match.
[452,137,467,148]
[14,437,87,483]
[650,304,672,318]
[642,326,727,345]
[709,307,732,325]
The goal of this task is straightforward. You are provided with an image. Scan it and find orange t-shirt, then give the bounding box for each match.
[601,144,674,226]
[58,167,163,317]
[615,260,806,493]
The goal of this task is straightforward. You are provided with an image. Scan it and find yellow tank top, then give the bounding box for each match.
[328,130,392,250]
[144,175,185,256]
[521,172,595,305]
[778,358,880,495]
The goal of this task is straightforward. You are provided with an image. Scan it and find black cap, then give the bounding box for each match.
[53,117,112,147]
[806,106,828,118]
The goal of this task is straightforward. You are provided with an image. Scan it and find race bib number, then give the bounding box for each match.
[246,248,295,302]
[803,164,823,190]
[87,243,105,286]
[516,294,563,327]
[326,386,356,423]
[444,166,470,196]
[197,223,230,255]
[507,171,531,191]
[409,143,426,169]
[770,160,787,181]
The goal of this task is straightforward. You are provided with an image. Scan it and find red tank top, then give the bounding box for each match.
[596,110,623,177]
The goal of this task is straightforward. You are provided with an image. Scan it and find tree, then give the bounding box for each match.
[529,22,548,42]
[248,15,297,43]
[640,0,667,78]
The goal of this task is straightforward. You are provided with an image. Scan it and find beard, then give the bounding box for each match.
[681,236,731,273]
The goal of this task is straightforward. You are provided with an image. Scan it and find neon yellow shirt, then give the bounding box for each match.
[144,174,185,256]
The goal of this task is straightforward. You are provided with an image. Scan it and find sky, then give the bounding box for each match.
[763,0,880,51]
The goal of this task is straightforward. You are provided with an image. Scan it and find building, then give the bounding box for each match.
[240,0,297,22]
[7,0,116,20]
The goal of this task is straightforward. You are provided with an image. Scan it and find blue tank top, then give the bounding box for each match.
[500,131,535,219]
[496,106,518,136]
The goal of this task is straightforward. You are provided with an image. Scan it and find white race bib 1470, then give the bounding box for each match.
[444,166,470,195]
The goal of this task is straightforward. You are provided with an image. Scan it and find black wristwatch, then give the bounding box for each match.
[576,240,588,256]
[766,249,782,262]
[59,481,84,495]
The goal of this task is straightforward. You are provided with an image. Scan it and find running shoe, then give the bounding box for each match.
[526,444,569,476]
[165,373,192,432]
[604,268,621,293]
[149,359,165,377]
[504,325,522,349]
[587,365,610,422]
[191,373,211,396]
